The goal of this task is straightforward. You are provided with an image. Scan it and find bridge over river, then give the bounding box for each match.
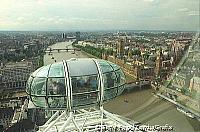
[46,41,199,132]
[2,40,199,132]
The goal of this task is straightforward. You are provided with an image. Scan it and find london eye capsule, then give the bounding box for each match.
[26,58,126,110]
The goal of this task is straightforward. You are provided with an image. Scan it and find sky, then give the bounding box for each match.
[0,0,199,31]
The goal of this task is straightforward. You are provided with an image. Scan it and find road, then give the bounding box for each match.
[44,41,200,132]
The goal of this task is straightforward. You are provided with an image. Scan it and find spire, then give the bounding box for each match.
[154,48,162,77]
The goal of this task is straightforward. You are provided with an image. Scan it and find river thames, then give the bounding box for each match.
[44,41,200,132]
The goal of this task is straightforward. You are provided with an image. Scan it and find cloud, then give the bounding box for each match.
[178,8,189,12]
[188,11,199,16]
[177,7,199,17]
[143,0,155,2]
[0,0,199,31]
[17,17,26,22]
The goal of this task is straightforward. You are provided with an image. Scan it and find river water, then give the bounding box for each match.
[43,41,200,132]
[44,41,88,65]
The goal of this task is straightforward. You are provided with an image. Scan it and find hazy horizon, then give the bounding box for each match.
[0,29,198,32]
[0,0,199,31]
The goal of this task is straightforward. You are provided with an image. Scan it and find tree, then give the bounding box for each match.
[181,87,190,96]
[39,55,44,67]
[132,49,141,56]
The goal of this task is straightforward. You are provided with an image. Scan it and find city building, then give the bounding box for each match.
[116,38,125,59]
[0,59,39,94]
[0,108,14,131]
[161,33,200,113]
[154,48,163,77]
[189,76,200,92]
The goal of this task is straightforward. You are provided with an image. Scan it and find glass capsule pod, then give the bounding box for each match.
[26,58,126,110]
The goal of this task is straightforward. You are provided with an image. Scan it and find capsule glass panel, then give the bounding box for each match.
[31,96,47,108]
[31,78,46,96]
[98,60,113,73]
[108,61,120,71]
[115,69,126,85]
[104,88,117,100]
[68,59,98,76]
[26,76,33,94]
[47,78,66,96]
[48,97,67,108]
[72,75,99,108]
[49,63,64,77]
[72,92,98,108]
[71,75,99,93]
[26,58,126,110]
[103,72,117,89]
[36,65,50,77]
